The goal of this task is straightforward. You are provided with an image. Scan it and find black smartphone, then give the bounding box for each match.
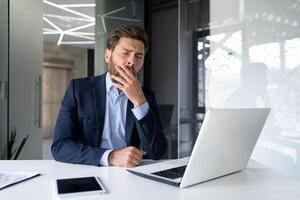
[55,176,106,197]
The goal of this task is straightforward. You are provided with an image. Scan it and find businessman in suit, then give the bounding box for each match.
[51,25,167,167]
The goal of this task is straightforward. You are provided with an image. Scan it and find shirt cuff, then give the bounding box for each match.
[99,149,113,166]
[131,102,149,120]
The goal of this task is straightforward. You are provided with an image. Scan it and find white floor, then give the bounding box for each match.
[42,138,53,160]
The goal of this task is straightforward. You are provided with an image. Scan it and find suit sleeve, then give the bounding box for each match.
[51,80,106,166]
[134,90,167,160]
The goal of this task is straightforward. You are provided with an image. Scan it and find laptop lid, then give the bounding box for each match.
[128,108,270,188]
[180,108,270,188]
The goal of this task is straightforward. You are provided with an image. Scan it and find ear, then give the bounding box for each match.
[104,49,111,63]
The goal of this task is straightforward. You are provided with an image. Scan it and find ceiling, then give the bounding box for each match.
[43,0,146,49]
[43,0,95,49]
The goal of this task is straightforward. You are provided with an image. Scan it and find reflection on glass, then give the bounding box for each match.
[285,38,300,69]
[181,0,300,178]
[249,42,280,69]
[224,31,242,55]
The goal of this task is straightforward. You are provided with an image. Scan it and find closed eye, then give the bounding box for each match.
[135,55,143,59]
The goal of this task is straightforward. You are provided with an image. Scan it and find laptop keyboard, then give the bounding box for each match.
[151,165,187,179]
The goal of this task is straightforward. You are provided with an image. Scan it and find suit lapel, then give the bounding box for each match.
[93,74,106,146]
[125,100,135,145]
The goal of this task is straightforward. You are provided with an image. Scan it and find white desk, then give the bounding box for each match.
[0,160,300,200]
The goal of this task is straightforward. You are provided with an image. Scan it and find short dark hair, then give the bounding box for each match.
[106,25,149,52]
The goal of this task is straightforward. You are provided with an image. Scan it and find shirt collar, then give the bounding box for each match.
[105,72,114,93]
[105,72,125,97]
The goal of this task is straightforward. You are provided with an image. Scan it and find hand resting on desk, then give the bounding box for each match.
[108,146,146,167]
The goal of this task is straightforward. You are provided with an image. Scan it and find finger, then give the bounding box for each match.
[123,156,140,168]
[128,155,142,166]
[134,147,146,156]
[130,151,143,162]
[126,162,138,168]
[113,82,125,91]
[120,65,135,79]
[115,66,131,82]
[111,74,126,85]
[126,148,143,162]
[131,147,146,157]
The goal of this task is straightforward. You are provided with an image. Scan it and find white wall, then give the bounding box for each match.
[208,0,300,179]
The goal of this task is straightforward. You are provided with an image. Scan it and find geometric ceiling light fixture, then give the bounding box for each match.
[98,6,141,33]
[43,0,95,46]
[43,0,142,47]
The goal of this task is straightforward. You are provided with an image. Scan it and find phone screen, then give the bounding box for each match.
[56,177,103,194]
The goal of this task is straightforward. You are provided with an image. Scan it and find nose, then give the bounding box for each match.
[127,60,132,66]
[126,59,134,66]
[125,59,136,74]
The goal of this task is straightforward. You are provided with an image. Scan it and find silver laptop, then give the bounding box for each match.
[127,108,270,188]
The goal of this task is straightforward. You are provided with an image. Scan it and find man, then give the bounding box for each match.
[51,25,167,167]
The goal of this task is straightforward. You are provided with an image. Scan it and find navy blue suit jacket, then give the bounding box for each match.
[51,73,167,166]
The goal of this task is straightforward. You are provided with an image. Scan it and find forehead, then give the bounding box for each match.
[116,37,145,52]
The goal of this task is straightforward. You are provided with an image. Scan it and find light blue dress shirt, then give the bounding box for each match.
[99,73,149,166]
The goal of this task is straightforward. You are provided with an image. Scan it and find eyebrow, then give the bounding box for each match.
[122,48,144,56]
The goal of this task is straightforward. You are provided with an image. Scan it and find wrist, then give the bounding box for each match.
[108,150,115,165]
[100,150,113,166]
[133,97,146,108]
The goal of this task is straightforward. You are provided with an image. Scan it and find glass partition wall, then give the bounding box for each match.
[0,0,8,159]
[179,0,300,179]
[179,0,208,157]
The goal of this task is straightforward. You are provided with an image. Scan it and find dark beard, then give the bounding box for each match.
[108,57,137,86]
[109,64,136,77]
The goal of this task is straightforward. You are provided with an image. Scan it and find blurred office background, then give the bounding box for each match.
[1,0,300,181]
